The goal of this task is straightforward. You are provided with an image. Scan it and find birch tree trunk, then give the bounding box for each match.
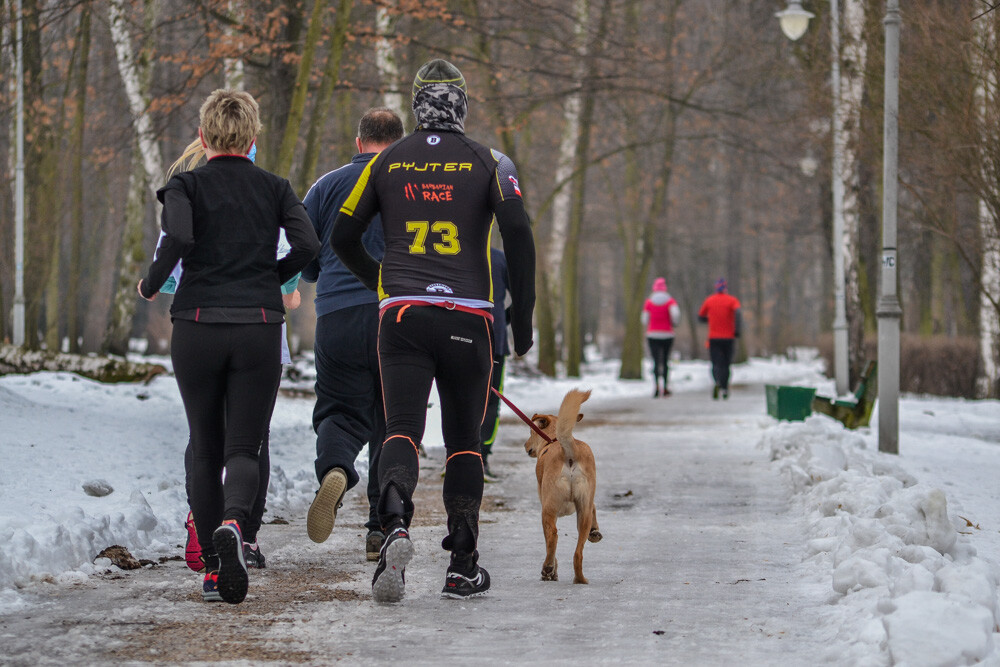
[223,0,245,90]
[375,3,407,125]
[975,11,1000,398]
[537,0,589,376]
[978,197,1000,398]
[840,0,868,380]
[104,0,165,355]
[274,0,327,179]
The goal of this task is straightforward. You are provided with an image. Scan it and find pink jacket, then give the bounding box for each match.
[643,291,680,338]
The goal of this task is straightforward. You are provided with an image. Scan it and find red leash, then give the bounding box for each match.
[491,386,555,444]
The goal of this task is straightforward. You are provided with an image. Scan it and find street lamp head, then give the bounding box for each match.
[776,1,815,41]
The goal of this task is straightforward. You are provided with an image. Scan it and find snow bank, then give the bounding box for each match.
[762,416,1000,666]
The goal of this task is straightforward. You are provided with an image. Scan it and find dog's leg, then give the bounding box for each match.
[541,508,559,581]
[572,505,593,584]
[588,504,602,543]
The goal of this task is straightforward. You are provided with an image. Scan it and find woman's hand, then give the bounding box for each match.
[137,280,156,301]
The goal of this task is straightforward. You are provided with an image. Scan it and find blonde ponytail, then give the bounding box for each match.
[166,138,206,178]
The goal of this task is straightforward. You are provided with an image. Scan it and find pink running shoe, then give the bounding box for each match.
[185,511,205,572]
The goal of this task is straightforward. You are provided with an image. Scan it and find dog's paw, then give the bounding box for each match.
[573,575,589,585]
[588,529,603,543]
[541,564,558,581]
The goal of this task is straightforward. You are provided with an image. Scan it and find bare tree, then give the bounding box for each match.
[105,0,166,355]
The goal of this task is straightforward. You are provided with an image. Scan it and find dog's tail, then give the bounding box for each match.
[556,389,591,463]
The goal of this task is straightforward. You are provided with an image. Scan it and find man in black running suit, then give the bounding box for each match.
[332,60,535,602]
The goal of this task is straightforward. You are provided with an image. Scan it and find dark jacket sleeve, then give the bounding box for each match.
[494,199,536,356]
[299,187,323,283]
[278,202,321,284]
[141,187,193,298]
[331,211,380,291]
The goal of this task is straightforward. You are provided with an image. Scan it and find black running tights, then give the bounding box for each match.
[171,319,282,554]
[708,338,736,391]
[376,304,492,560]
[647,337,674,389]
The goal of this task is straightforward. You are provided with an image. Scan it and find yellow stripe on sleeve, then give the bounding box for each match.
[340,155,378,217]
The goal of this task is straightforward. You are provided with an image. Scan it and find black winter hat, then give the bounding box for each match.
[412,59,467,100]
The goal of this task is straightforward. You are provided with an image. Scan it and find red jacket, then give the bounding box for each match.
[698,293,741,339]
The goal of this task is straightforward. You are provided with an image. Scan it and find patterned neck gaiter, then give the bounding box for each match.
[412,83,468,134]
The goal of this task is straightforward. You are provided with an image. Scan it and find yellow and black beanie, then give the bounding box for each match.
[411,59,468,133]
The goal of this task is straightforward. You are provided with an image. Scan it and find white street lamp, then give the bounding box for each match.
[776,1,815,42]
[777,1,851,397]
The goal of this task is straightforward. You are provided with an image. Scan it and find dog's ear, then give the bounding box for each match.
[576,413,584,423]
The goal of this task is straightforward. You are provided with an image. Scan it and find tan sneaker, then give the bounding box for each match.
[307,468,348,543]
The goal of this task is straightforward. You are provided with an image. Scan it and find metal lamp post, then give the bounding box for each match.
[877,0,902,454]
[777,0,850,397]
[13,0,26,347]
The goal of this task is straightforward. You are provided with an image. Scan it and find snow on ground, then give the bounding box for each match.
[2,348,1000,664]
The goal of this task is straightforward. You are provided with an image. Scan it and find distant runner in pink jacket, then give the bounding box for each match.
[642,277,681,397]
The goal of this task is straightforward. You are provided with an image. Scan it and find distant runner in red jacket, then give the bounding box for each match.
[698,278,742,399]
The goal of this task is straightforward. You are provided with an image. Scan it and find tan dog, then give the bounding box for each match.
[524,388,602,584]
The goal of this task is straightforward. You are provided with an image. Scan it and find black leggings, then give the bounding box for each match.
[184,420,273,544]
[376,304,492,560]
[479,355,506,457]
[647,337,674,389]
[171,319,282,555]
[708,338,736,390]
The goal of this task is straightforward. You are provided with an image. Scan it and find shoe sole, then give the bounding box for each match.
[307,469,348,543]
[202,589,223,602]
[185,514,204,572]
[372,537,413,603]
[440,588,490,600]
[213,525,248,604]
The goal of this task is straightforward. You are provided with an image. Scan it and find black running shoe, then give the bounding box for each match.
[366,530,385,562]
[441,564,491,599]
[372,527,413,603]
[212,520,248,604]
[243,542,266,569]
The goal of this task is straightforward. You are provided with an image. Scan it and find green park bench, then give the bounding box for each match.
[811,360,878,430]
